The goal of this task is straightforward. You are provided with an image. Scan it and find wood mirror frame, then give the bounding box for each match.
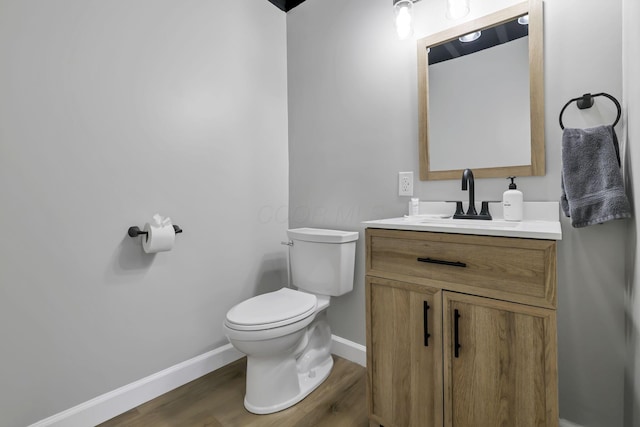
[417,0,544,180]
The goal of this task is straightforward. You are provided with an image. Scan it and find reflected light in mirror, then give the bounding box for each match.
[518,14,530,25]
[446,0,470,20]
[459,31,482,42]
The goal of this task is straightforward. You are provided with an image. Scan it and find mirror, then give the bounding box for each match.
[417,0,544,180]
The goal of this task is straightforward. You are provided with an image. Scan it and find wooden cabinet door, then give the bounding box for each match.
[366,277,443,427]
[443,292,558,427]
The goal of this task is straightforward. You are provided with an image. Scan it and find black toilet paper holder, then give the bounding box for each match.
[128,224,183,239]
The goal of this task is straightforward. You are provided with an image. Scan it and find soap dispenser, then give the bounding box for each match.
[503,176,523,221]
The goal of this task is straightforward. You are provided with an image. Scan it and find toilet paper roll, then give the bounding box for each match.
[142,222,176,254]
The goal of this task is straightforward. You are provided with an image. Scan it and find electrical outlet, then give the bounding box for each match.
[398,171,414,196]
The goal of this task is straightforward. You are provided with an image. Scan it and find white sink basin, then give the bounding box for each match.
[418,218,520,229]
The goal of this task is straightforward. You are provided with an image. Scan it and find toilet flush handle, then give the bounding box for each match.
[281,240,293,246]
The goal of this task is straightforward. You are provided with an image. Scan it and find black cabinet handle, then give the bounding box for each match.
[417,257,467,268]
[454,309,461,358]
[423,301,431,347]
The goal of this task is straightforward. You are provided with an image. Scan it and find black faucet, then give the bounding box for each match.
[461,168,477,216]
[452,168,492,220]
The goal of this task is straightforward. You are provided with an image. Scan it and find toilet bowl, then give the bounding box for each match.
[224,288,332,414]
[223,228,358,414]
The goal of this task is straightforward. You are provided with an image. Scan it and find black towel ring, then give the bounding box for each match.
[559,92,621,130]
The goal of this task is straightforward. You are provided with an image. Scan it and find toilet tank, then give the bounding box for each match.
[287,228,359,296]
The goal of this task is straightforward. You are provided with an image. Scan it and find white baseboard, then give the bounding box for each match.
[559,419,584,427]
[29,336,365,427]
[28,344,244,427]
[331,334,366,367]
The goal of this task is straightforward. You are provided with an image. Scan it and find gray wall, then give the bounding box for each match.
[623,0,640,424]
[288,0,626,426]
[0,1,288,426]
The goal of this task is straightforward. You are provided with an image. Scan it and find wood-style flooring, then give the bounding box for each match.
[99,356,368,427]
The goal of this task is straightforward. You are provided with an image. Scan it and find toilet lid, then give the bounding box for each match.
[225,288,317,331]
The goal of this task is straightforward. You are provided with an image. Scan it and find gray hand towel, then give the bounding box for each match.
[561,125,631,228]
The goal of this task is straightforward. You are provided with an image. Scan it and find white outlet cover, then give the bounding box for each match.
[398,171,414,196]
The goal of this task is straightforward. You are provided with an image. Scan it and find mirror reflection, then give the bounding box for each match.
[429,18,530,171]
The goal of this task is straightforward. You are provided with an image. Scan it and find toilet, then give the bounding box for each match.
[223,227,358,414]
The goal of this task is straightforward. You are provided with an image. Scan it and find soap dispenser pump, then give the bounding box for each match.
[503,176,523,221]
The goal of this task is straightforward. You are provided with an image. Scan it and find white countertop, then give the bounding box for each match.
[363,202,562,240]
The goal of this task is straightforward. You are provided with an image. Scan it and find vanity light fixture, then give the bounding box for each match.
[459,30,482,42]
[517,14,529,25]
[394,0,470,40]
[393,0,421,40]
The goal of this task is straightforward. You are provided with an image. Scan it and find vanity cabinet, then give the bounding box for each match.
[367,277,443,426]
[365,228,558,427]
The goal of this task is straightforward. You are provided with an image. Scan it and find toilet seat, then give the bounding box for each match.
[225,288,317,331]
